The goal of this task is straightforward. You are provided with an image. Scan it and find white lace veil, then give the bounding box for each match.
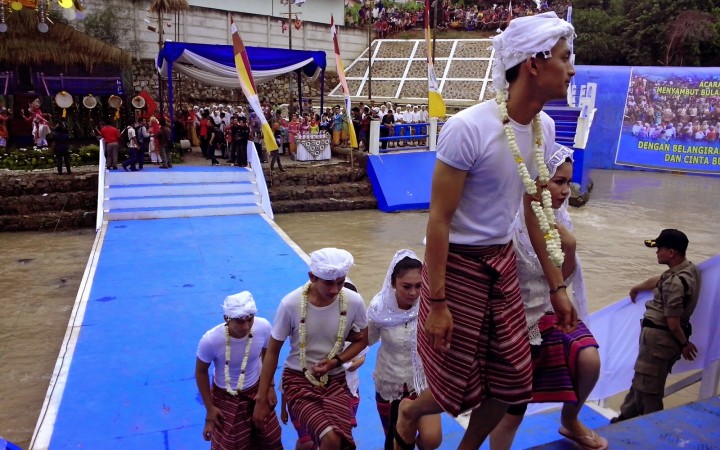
[366,249,421,329]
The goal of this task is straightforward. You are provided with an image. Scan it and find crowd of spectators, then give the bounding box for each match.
[345,1,572,37]
[624,74,720,143]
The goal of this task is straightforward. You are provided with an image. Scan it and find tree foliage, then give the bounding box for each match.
[572,0,720,66]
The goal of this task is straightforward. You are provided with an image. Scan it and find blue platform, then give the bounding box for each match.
[36,214,471,449]
[529,397,720,449]
[366,152,436,212]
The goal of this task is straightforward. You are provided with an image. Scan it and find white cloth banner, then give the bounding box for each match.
[526,253,720,415]
[158,50,321,87]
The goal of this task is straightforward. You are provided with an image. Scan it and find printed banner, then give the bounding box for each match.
[616,66,720,174]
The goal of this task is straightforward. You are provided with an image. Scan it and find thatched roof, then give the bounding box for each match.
[0,9,132,70]
[148,0,189,13]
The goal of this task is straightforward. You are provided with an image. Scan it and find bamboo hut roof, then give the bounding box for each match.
[0,9,132,70]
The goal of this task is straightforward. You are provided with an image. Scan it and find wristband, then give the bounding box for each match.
[333,355,343,368]
[549,285,567,294]
[428,297,446,303]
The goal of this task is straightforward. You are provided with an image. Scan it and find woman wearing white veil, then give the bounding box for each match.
[490,144,607,450]
[367,249,441,450]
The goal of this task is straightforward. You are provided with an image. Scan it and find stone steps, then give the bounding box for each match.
[268,181,374,202]
[272,196,377,214]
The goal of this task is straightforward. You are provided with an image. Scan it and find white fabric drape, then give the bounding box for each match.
[158,49,321,87]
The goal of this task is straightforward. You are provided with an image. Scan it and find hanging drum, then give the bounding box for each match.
[131,95,146,109]
[108,95,123,120]
[83,94,97,109]
[55,91,74,118]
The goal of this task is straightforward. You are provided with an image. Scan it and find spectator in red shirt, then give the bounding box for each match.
[98,121,120,170]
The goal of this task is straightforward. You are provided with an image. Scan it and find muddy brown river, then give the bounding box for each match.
[1,169,718,448]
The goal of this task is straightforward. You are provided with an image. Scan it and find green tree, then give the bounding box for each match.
[81,9,128,46]
[573,8,628,65]
[622,0,718,66]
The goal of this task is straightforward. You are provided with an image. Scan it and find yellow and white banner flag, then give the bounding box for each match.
[330,15,358,149]
[424,0,446,118]
[231,19,277,152]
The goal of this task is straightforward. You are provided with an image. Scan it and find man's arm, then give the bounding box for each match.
[630,275,661,302]
[424,160,467,351]
[523,194,577,332]
[195,358,223,441]
[313,327,369,376]
[252,337,283,429]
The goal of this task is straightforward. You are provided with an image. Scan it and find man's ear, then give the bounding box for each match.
[527,57,539,74]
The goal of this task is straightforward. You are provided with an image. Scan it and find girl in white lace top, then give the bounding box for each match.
[490,144,607,450]
[367,250,442,450]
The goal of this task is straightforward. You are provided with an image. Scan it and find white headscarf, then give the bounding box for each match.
[491,12,575,91]
[546,142,574,176]
[223,291,257,319]
[309,248,354,281]
[367,249,422,329]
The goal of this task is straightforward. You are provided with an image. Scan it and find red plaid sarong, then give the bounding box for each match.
[282,368,355,449]
[418,242,533,416]
[210,384,282,450]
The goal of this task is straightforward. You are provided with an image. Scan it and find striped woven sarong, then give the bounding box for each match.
[530,313,599,403]
[210,384,282,450]
[282,368,355,449]
[418,242,533,416]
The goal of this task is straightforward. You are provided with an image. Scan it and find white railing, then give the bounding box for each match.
[247,141,273,220]
[369,118,440,155]
[95,139,106,231]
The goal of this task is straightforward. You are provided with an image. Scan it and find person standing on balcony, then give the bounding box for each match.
[612,229,701,423]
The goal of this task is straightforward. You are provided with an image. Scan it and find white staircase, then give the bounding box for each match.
[104,167,263,220]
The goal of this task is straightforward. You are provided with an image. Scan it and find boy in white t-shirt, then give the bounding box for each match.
[195,291,282,450]
[253,248,369,450]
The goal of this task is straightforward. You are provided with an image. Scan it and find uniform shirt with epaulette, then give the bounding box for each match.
[643,260,701,326]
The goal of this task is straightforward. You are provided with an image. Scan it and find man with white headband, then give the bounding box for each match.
[253,248,368,449]
[394,12,578,450]
[195,291,282,449]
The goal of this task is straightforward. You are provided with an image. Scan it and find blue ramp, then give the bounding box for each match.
[36,214,469,450]
[367,152,436,212]
[529,397,720,449]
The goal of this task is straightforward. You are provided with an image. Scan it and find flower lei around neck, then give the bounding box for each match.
[496,90,564,267]
[223,323,253,395]
[299,282,348,387]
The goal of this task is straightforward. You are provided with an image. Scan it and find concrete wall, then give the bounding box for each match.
[89,0,367,68]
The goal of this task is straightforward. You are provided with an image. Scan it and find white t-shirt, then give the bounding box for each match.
[271,285,368,376]
[436,100,555,246]
[126,127,137,148]
[196,317,271,390]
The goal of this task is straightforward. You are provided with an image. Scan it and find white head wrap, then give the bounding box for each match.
[546,143,574,176]
[367,249,422,329]
[491,12,575,91]
[309,248,354,280]
[222,291,257,319]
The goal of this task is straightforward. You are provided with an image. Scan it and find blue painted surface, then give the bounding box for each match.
[46,214,468,449]
[366,152,436,212]
[529,397,720,450]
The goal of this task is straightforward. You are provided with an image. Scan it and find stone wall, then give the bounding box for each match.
[132,60,340,108]
[0,172,98,231]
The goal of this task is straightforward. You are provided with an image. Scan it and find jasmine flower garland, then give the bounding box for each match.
[299,282,348,387]
[496,90,564,266]
[223,324,253,395]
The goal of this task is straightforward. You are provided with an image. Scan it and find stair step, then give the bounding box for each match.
[106,181,257,197]
[106,192,261,209]
[106,203,262,220]
[105,168,254,185]
[269,182,374,201]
